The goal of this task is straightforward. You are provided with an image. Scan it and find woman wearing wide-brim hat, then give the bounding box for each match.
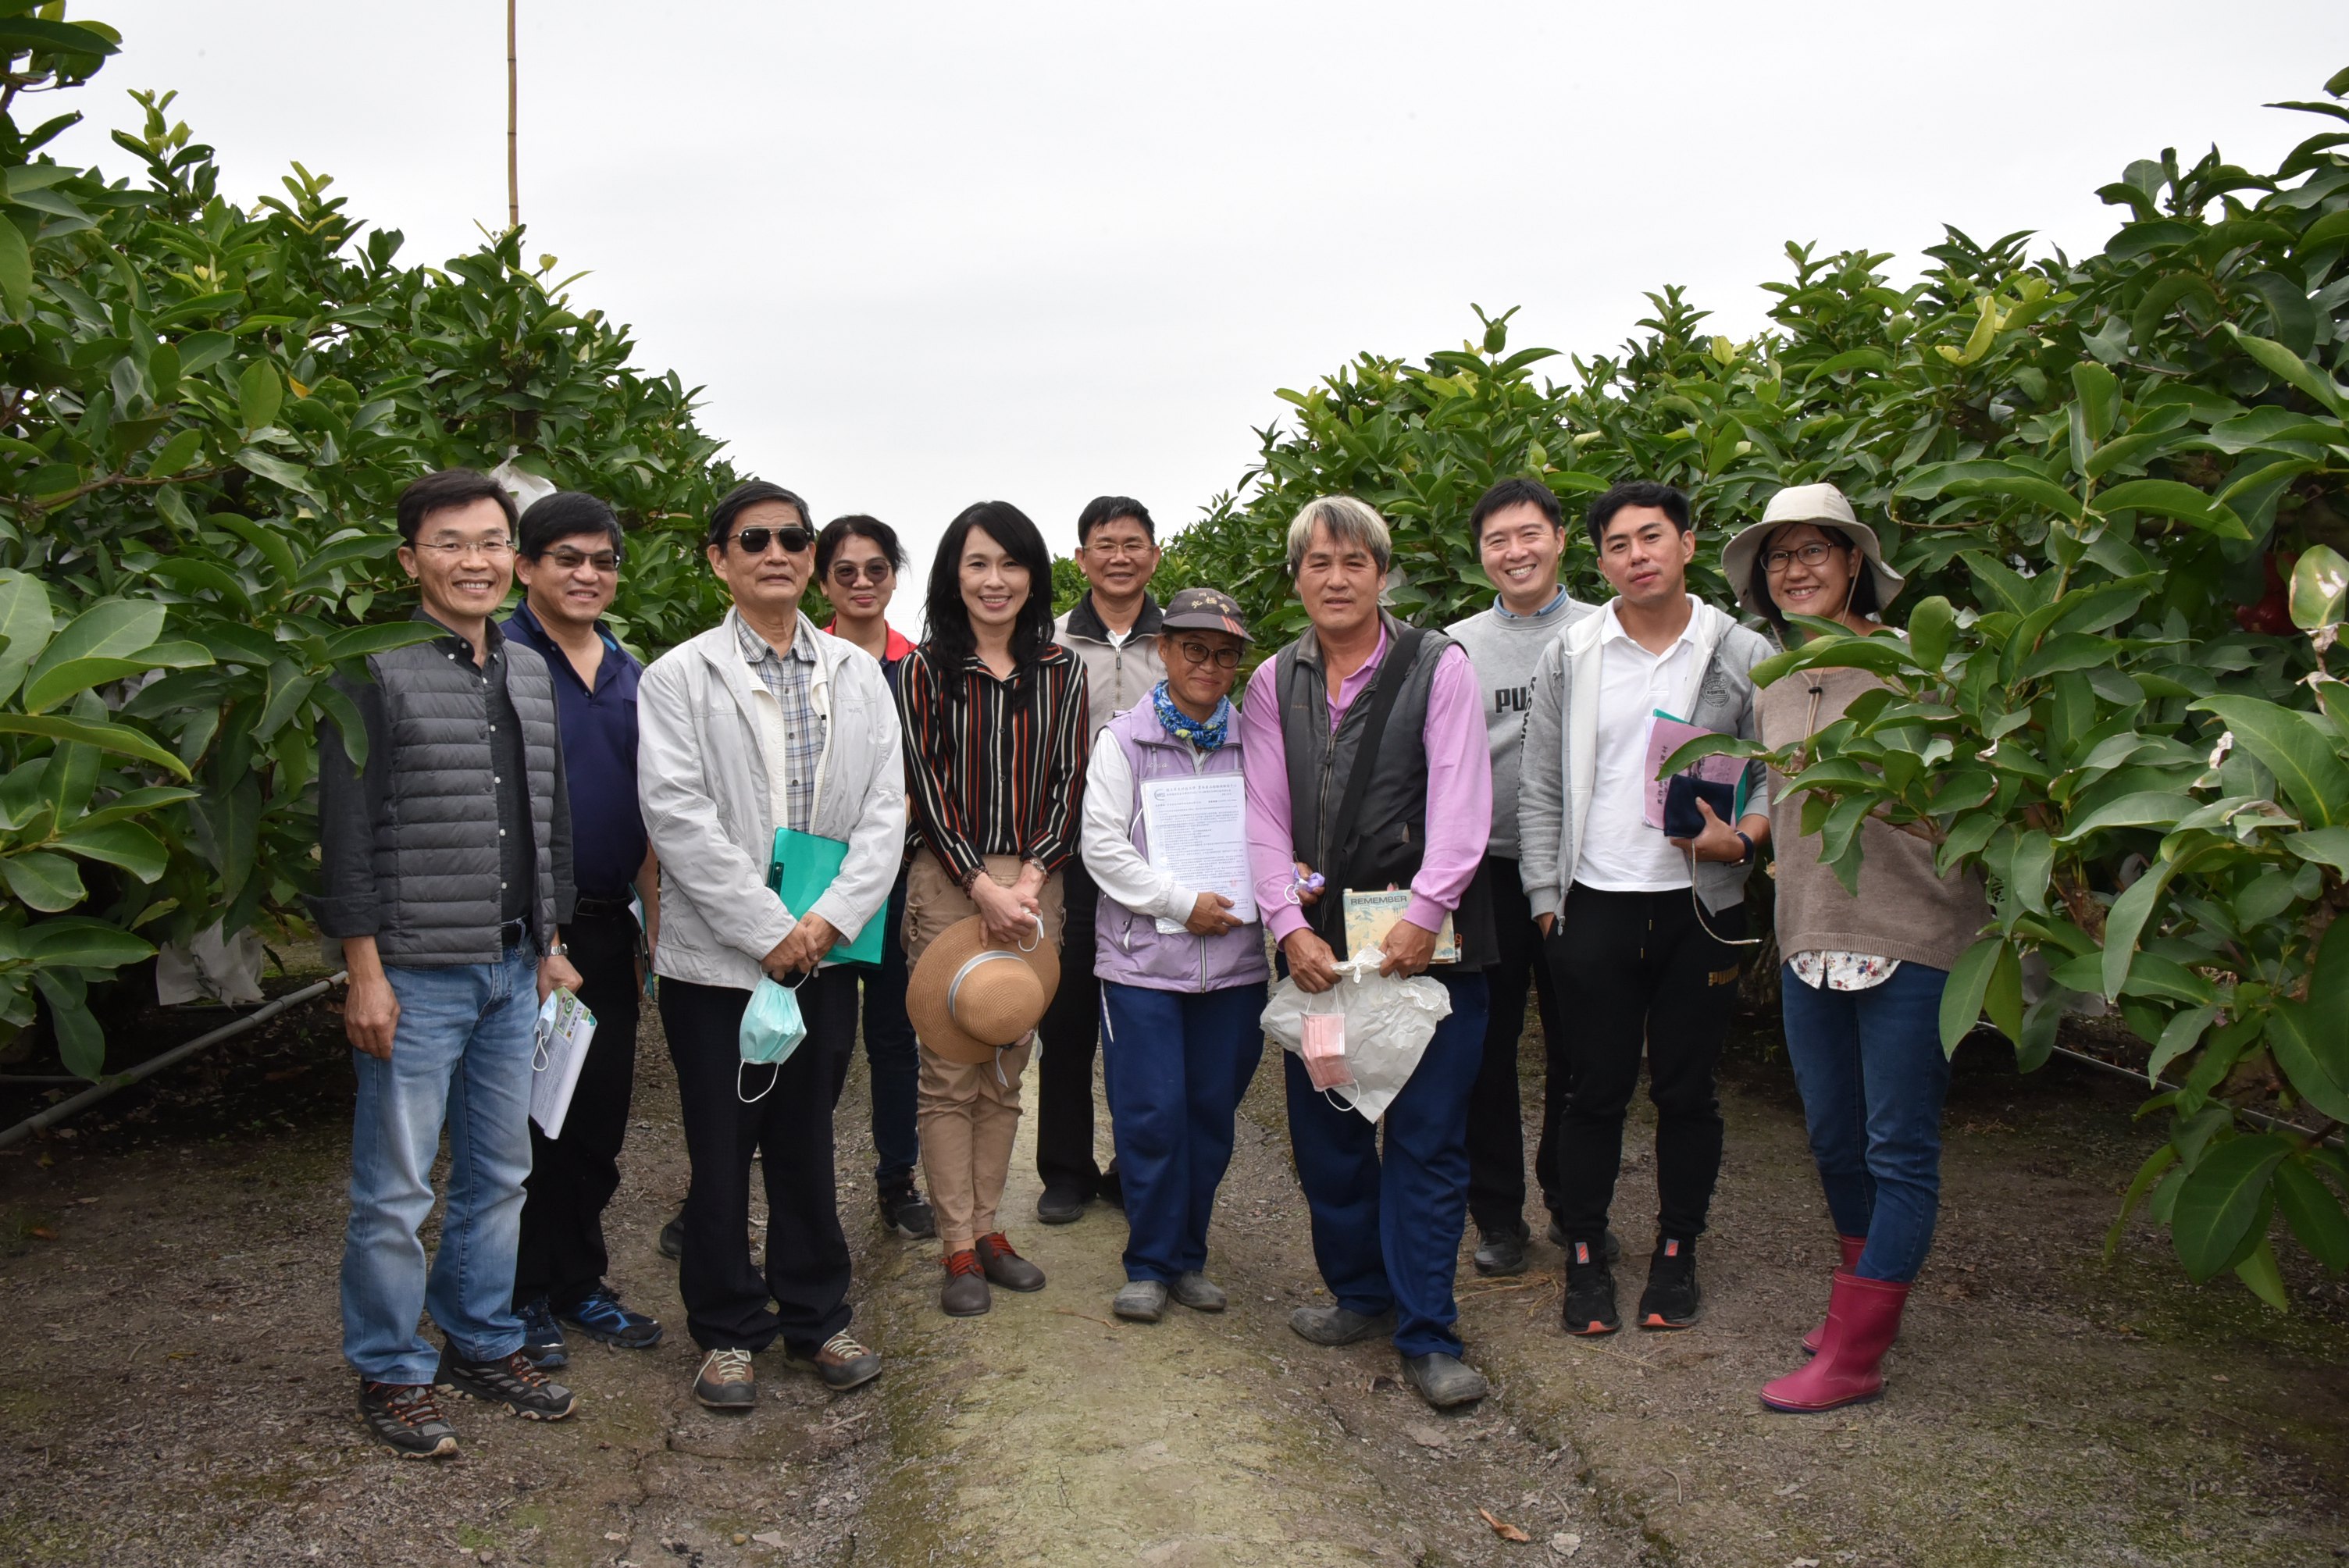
[1078,587,1271,1325]
[893,500,1088,1317]
[1724,482,1989,1413]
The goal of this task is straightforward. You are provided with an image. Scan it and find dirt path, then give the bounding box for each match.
[2,992,2344,1566]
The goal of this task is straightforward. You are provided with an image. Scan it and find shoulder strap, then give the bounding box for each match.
[1323,627,1427,874]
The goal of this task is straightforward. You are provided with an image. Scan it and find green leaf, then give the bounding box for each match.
[2071,360,2119,443]
[2225,325,2349,419]
[2268,1002,2349,1122]
[2290,543,2349,631]
[0,567,54,704]
[2058,792,2198,842]
[2233,1234,2290,1310]
[22,655,162,715]
[31,971,103,1080]
[1905,594,1955,671]
[1984,938,2023,1045]
[0,714,192,779]
[2017,633,2122,681]
[1940,935,2004,1053]
[0,214,28,315]
[52,820,167,882]
[0,17,121,56]
[2148,1003,2220,1084]
[2192,695,2349,827]
[237,360,283,432]
[2172,1131,2289,1281]
[144,426,203,479]
[18,917,155,969]
[2272,1158,2349,1274]
[2101,857,2179,1000]
[2093,479,2248,539]
[27,599,166,680]
[2284,826,2349,874]
[320,620,445,663]
[1,850,86,911]
[2108,1143,2179,1258]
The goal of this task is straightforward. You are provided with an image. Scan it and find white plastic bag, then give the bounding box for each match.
[1260,951,1453,1122]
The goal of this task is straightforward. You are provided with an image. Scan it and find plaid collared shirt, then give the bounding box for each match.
[734,612,827,833]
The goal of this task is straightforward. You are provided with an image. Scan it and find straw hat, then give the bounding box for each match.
[905,914,1061,1066]
[1720,483,1906,620]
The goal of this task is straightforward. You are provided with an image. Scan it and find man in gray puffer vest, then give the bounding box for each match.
[310,468,583,1459]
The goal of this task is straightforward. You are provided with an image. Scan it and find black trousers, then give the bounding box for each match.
[1035,859,1107,1196]
[1464,857,1571,1237]
[514,906,641,1310]
[1545,884,1746,1245]
[661,970,857,1355]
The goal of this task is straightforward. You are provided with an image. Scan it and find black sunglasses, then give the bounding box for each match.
[729,525,815,555]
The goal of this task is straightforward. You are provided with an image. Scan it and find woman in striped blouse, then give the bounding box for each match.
[893,501,1091,1317]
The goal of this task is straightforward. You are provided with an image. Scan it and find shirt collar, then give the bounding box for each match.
[508,597,622,658]
[733,609,815,666]
[413,607,504,662]
[1599,594,1701,653]
[1493,584,1570,621]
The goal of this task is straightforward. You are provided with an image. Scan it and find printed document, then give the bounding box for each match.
[529,988,597,1139]
[1139,773,1260,935]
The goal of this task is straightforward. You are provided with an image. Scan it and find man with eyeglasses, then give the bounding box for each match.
[310,467,583,1458]
[1036,496,1167,1224]
[499,491,665,1369]
[638,480,905,1410]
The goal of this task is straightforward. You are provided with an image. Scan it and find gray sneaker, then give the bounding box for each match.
[1289,1303,1395,1346]
[1169,1272,1227,1312]
[1401,1351,1488,1409]
[1113,1280,1169,1322]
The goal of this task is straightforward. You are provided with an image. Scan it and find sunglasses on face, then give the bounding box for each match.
[729,525,815,556]
[1174,639,1241,670]
[829,561,893,586]
[544,546,622,573]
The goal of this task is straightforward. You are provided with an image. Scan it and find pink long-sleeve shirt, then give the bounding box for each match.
[1239,624,1492,944]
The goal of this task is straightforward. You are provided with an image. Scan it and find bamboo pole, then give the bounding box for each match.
[505,0,519,230]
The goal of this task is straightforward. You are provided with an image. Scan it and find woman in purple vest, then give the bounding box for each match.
[1079,587,1271,1324]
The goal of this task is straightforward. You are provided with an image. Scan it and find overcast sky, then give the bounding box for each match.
[53,2,2349,633]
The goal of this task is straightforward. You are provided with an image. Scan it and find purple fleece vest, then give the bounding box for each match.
[1093,702,1272,994]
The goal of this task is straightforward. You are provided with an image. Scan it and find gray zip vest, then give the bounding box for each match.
[1274,614,1495,969]
[367,637,562,964]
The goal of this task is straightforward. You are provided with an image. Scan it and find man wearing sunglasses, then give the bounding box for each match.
[501,491,665,1370]
[638,480,906,1411]
[1036,496,1167,1224]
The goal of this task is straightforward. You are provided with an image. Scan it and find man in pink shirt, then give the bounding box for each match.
[1238,496,1497,1410]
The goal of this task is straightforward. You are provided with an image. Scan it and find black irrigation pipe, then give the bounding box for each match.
[0,972,345,1153]
[2044,1038,2343,1149]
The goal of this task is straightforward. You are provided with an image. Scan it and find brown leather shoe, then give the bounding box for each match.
[941,1249,991,1317]
[975,1231,1046,1292]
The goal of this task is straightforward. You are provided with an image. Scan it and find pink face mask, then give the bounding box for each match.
[1299,1012,1353,1090]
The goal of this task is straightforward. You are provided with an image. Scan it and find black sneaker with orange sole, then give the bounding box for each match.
[1637,1237,1703,1330]
[435,1347,578,1420]
[1562,1238,1620,1336]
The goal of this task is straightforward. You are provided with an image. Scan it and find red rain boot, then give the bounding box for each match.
[1761,1270,1909,1413]
[1801,1235,1868,1354]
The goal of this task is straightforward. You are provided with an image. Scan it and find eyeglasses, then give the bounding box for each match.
[544,546,622,574]
[1763,541,1845,574]
[730,525,815,555]
[1173,639,1241,670]
[413,537,515,559]
[829,560,893,586]
[1082,540,1157,560]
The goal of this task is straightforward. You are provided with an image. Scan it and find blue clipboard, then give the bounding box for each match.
[767,827,885,966]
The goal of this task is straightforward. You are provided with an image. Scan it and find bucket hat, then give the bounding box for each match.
[906,914,1061,1067]
[1158,586,1254,642]
[1721,483,1905,621]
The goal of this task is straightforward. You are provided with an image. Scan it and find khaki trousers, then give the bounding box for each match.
[904,853,1068,1254]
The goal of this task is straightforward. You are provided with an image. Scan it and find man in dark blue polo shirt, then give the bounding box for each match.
[503,490,664,1365]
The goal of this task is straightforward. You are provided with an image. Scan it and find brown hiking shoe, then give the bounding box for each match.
[782,1330,882,1392]
[434,1347,577,1420]
[942,1249,992,1317]
[357,1379,458,1459]
[975,1231,1046,1292]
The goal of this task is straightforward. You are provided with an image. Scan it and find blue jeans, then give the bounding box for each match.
[1780,961,1952,1283]
[1284,972,1488,1360]
[1100,979,1267,1283]
[342,946,539,1383]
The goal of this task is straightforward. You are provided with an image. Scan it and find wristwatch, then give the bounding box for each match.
[1732,830,1756,866]
[544,940,570,958]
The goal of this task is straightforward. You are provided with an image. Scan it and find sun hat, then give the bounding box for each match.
[1720,483,1906,621]
[1157,586,1253,642]
[905,913,1061,1067]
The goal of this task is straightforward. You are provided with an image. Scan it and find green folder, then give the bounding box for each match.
[766,827,886,966]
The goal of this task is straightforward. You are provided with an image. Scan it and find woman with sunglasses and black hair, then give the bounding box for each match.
[1722,483,1987,1414]
[893,501,1090,1317]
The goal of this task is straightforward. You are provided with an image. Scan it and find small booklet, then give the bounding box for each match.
[1341,888,1460,964]
[529,987,597,1139]
[1643,709,1749,830]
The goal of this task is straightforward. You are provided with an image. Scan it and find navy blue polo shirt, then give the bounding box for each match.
[502,600,647,903]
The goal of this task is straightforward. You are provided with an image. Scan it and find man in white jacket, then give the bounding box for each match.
[1518,480,1772,1342]
[638,480,906,1411]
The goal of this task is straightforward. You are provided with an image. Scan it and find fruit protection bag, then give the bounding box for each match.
[1260,953,1453,1122]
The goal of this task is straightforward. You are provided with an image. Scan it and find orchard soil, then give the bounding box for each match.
[2,968,2344,1567]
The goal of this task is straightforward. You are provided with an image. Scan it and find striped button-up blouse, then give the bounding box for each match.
[893,641,1090,887]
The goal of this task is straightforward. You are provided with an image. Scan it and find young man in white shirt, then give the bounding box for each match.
[1517,482,1772,1338]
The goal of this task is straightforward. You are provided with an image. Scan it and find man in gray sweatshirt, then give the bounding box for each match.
[1443,478,1594,1277]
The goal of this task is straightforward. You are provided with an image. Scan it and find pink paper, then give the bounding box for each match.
[1300,1012,1353,1089]
[1644,715,1745,829]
